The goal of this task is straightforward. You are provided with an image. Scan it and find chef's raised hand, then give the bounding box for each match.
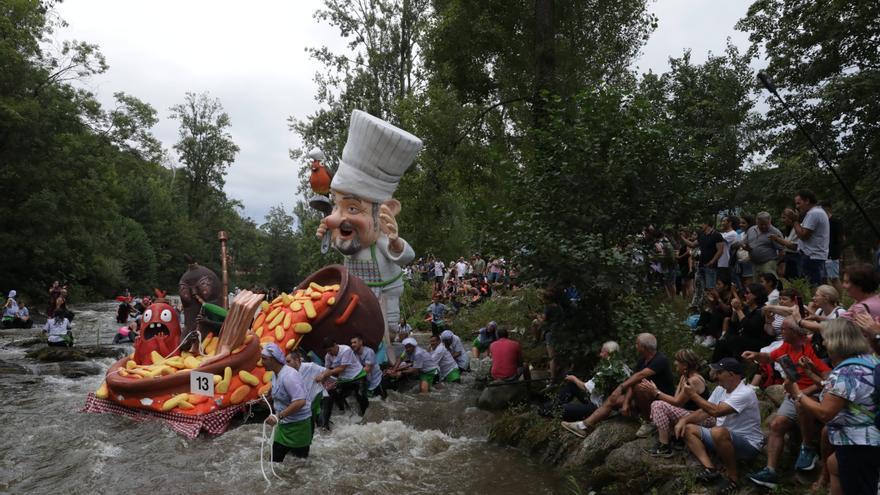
[378,204,399,241]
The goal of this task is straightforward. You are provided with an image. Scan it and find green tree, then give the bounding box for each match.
[737,0,880,254]
[169,92,240,221]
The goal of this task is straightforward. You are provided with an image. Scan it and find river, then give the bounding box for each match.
[0,301,566,494]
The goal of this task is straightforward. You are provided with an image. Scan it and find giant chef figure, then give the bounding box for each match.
[316,110,421,361]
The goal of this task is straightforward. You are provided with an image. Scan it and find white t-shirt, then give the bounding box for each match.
[433,262,445,277]
[355,346,383,391]
[718,230,738,268]
[709,380,764,450]
[44,318,71,343]
[455,262,467,277]
[297,361,330,399]
[800,205,830,260]
[325,344,364,382]
[431,343,458,380]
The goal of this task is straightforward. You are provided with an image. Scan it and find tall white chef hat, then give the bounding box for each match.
[330,110,423,202]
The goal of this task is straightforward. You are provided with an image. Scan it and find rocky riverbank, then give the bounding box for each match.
[487,385,818,495]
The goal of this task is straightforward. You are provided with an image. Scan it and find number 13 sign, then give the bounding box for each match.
[190,371,214,397]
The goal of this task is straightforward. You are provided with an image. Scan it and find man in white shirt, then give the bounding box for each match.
[675,358,763,493]
[429,334,461,383]
[351,334,386,399]
[286,350,332,430]
[318,338,369,415]
[440,329,470,371]
[785,189,830,286]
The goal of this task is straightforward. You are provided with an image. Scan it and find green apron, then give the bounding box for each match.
[274,417,312,448]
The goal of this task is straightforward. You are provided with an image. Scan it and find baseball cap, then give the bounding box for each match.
[709,357,743,376]
[402,337,417,347]
[440,330,454,340]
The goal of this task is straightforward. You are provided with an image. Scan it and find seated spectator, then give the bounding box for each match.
[760,272,781,306]
[695,279,734,347]
[711,283,772,363]
[675,358,764,494]
[113,321,138,344]
[43,312,74,347]
[750,288,806,387]
[841,263,880,321]
[795,284,843,361]
[488,328,529,382]
[637,349,710,456]
[743,319,831,488]
[561,333,674,438]
[440,329,470,371]
[540,341,631,421]
[385,337,439,393]
[429,334,461,383]
[16,300,32,328]
[783,319,879,495]
[471,321,498,358]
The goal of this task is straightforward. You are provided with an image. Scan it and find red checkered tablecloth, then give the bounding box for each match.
[82,394,255,439]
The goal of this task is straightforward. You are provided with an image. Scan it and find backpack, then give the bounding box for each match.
[834,356,880,430]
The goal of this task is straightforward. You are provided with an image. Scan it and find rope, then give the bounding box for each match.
[259,394,282,484]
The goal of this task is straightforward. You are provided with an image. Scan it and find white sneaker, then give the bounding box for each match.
[700,336,716,348]
[561,421,588,438]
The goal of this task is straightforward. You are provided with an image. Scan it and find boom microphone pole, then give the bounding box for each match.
[757,71,880,241]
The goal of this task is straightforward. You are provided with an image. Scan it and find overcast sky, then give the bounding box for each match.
[56,0,755,223]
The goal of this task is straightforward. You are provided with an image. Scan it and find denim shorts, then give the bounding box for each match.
[825,259,840,279]
[700,426,762,460]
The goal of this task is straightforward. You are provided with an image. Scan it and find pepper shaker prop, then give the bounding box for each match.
[307,148,334,254]
[314,110,422,362]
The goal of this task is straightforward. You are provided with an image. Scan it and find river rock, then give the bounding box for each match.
[478,381,529,410]
[763,384,786,407]
[565,418,638,468]
[2,337,44,348]
[26,345,126,362]
[0,359,30,375]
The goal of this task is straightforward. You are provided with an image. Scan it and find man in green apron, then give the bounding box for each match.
[317,337,370,416]
[262,343,313,460]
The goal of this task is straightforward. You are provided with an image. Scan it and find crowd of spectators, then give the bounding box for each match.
[558,190,879,494]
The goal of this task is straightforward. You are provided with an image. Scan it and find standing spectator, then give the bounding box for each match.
[455,257,468,281]
[472,254,486,277]
[487,258,504,283]
[771,209,802,280]
[432,258,445,291]
[820,201,844,292]
[783,319,880,495]
[718,216,739,284]
[681,220,724,292]
[425,294,448,336]
[675,358,764,493]
[732,216,754,290]
[48,280,62,317]
[677,229,695,300]
[741,212,783,277]
[785,189,830,286]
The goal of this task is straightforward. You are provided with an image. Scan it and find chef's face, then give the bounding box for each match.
[325,191,380,255]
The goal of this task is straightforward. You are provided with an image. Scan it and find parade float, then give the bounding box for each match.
[85,108,422,438]
[84,265,384,437]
